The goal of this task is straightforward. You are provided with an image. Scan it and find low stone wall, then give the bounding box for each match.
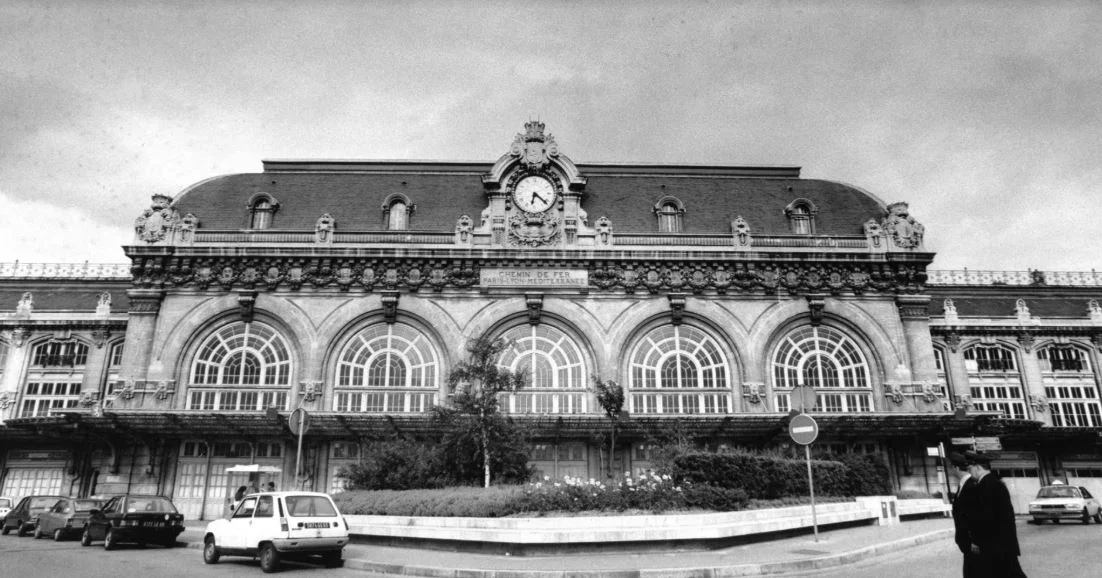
[346,498,939,554]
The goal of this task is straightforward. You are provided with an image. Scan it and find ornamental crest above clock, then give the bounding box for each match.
[510,120,559,169]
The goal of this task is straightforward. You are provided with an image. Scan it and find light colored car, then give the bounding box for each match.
[1029,484,1102,524]
[0,497,12,519]
[202,491,349,573]
[33,497,103,541]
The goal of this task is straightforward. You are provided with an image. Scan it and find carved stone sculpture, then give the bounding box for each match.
[595,216,613,246]
[881,202,925,249]
[943,299,958,322]
[731,216,752,248]
[315,214,336,244]
[134,194,179,243]
[15,292,33,317]
[455,215,473,245]
[177,213,199,244]
[509,120,559,170]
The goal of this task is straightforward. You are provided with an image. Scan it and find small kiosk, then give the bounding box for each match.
[225,464,282,514]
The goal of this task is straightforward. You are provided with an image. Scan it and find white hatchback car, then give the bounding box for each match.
[1028,484,1102,524]
[202,491,349,573]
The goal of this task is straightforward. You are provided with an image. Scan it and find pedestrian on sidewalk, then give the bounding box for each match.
[950,452,979,577]
[955,450,1027,578]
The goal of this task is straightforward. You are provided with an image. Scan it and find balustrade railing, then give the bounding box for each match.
[928,269,1102,286]
[0,262,130,278]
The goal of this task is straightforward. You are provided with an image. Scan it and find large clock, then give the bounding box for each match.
[513,176,556,213]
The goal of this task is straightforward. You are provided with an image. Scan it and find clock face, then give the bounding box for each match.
[513,176,556,213]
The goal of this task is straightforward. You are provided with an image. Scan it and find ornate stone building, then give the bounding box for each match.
[1,123,1099,517]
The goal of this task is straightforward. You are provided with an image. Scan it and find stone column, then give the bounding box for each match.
[120,289,165,385]
[896,295,938,383]
[939,333,972,404]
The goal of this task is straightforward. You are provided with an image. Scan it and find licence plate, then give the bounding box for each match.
[143,521,164,527]
[302,522,329,529]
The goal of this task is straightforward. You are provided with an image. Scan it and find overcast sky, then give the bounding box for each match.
[1,1,1099,271]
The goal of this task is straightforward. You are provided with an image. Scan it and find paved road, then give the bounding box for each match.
[807,519,1100,577]
[0,533,393,578]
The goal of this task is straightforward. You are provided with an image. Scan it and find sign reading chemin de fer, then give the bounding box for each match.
[480,268,588,288]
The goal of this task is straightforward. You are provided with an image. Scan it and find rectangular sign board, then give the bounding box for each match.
[950,436,1002,451]
[480,268,588,288]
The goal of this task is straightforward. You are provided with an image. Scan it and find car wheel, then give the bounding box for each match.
[103,528,116,551]
[259,543,281,573]
[80,528,92,546]
[322,551,344,568]
[203,537,220,564]
[53,528,64,542]
[1,524,9,536]
[16,522,29,537]
[33,524,43,539]
[1094,511,1102,524]
[1083,509,1091,524]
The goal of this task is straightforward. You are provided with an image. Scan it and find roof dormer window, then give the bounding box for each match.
[246,193,280,230]
[382,193,415,230]
[784,198,817,235]
[653,196,685,233]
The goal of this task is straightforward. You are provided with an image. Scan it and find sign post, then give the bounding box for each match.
[288,408,310,488]
[789,413,820,542]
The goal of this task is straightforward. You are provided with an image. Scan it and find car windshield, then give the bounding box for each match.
[1037,486,1079,498]
[74,500,101,511]
[284,495,338,517]
[124,497,177,513]
[30,497,60,509]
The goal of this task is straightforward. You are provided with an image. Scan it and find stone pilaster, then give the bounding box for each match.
[119,289,165,384]
[896,295,937,384]
[1016,333,1049,424]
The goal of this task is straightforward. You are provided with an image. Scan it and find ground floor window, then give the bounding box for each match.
[20,381,81,417]
[0,467,65,498]
[187,389,288,411]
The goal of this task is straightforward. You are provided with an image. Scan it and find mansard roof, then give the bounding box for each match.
[172,160,888,236]
[0,280,130,313]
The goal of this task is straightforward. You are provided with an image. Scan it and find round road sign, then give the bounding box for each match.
[288,407,310,436]
[789,413,819,445]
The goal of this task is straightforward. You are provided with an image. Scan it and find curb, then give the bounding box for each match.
[329,528,953,578]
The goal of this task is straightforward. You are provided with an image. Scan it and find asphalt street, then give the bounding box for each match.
[809,519,1099,577]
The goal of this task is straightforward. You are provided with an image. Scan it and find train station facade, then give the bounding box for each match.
[1,123,1100,518]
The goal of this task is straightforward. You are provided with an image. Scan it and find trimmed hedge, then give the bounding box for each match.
[332,486,525,517]
[671,451,886,499]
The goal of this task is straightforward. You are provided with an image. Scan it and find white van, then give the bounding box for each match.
[202,491,349,573]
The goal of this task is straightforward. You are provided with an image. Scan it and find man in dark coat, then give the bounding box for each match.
[960,451,1027,577]
[950,452,980,577]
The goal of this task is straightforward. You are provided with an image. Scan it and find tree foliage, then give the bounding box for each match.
[590,376,626,478]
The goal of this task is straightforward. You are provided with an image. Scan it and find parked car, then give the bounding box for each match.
[33,497,103,541]
[80,494,185,549]
[1,495,66,536]
[0,496,12,519]
[203,491,349,573]
[1029,484,1102,524]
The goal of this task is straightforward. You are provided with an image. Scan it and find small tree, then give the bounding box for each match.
[447,334,527,487]
[590,377,626,478]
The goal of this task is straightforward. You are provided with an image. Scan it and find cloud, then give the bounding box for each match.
[0,189,129,263]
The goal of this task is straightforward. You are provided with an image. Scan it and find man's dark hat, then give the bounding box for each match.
[962,450,993,466]
[948,451,969,468]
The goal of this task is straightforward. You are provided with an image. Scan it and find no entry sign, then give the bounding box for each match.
[789,413,819,445]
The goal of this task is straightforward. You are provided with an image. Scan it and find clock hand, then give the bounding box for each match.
[531,192,546,203]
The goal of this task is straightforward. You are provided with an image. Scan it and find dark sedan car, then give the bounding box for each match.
[1,495,66,536]
[80,494,185,550]
[33,497,103,541]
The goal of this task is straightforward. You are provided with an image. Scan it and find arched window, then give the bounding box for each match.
[22,339,90,417]
[334,323,439,413]
[189,322,292,411]
[784,199,817,235]
[246,193,279,229]
[628,325,731,414]
[381,194,414,230]
[496,325,586,414]
[962,344,1026,419]
[933,347,952,411]
[1038,345,1100,426]
[653,197,685,233]
[772,326,872,413]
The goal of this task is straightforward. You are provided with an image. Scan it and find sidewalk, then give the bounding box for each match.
[182,517,954,577]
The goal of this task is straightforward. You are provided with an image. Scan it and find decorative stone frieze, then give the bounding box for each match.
[1029,394,1048,413]
[300,381,322,404]
[127,290,164,315]
[884,383,905,405]
[126,256,928,296]
[921,383,941,404]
